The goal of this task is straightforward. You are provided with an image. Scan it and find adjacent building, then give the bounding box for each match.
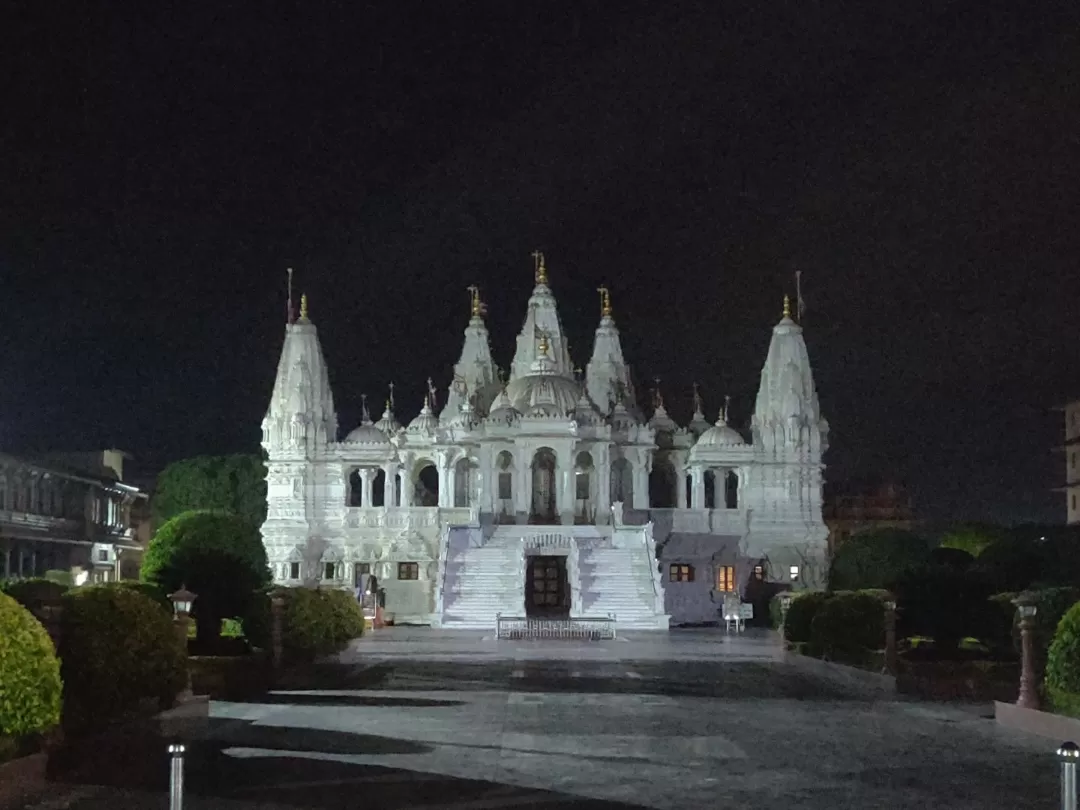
[824,479,915,554]
[0,449,149,583]
[260,254,830,629]
[1061,400,1080,525]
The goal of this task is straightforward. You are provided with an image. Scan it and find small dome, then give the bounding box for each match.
[574,392,604,427]
[486,389,520,425]
[374,404,401,436]
[696,414,746,448]
[345,423,391,446]
[610,399,638,430]
[688,408,711,437]
[648,404,678,433]
[407,400,439,434]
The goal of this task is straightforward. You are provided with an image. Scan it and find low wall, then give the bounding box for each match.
[995,701,1080,742]
[783,650,896,697]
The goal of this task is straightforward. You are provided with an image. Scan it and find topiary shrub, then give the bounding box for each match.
[893,565,997,654]
[783,591,831,645]
[141,510,271,645]
[1,577,69,612]
[277,588,364,662]
[810,591,885,661]
[0,592,62,740]
[1046,600,1080,715]
[106,581,173,614]
[827,529,934,591]
[59,585,187,734]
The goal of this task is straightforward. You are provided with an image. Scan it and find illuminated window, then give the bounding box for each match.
[716,565,735,592]
[289,562,301,580]
[669,564,694,583]
[398,562,419,581]
[789,565,800,581]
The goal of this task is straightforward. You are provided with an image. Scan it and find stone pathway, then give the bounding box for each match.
[10,628,1065,809]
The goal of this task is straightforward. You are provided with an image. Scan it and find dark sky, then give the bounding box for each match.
[2,2,1078,526]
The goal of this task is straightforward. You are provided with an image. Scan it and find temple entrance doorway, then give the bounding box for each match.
[525,555,569,618]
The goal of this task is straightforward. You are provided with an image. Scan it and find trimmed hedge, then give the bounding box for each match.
[0,592,62,739]
[280,588,365,661]
[782,591,830,644]
[1047,600,1080,716]
[107,580,174,614]
[1,578,69,611]
[810,591,885,660]
[59,585,187,733]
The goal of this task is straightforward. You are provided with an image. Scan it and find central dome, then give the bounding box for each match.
[505,371,581,417]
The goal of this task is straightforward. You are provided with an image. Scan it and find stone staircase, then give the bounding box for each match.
[437,534,524,629]
[578,540,669,629]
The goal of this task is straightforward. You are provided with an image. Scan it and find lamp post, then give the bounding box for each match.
[1014,591,1040,710]
[883,596,898,676]
[777,591,795,645]
[169,585,197,703]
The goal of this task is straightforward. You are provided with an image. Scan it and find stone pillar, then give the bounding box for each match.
[360,469,374,508]
[632,455,649,510]
[559,464,574,526]
[675,465,688,509]
[691,466,706,509]
[383,463,399,507]
[447,462,458,507]
[595,453,611,524]
[438,464,451,508]
[398,469,413,507]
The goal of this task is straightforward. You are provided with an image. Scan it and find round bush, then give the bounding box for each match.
[810,591,885,659]
[0,592,61,738]
[59,585,187,733]
[278,588,365,662]
[828,529,933,591]
[782,591,830,644]
[1046,600,1080,701]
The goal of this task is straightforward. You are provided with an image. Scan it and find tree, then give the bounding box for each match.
[151,454,267,529]
[827,528,934,592]
[937,523,1008,558]
[141,510,271,643]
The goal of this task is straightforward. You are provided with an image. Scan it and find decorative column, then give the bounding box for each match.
[360,469,374,508]
[437,455,451,507]
[674,463,687,509]
[632,453,650,509]
[691,466,705,510]
[398,469,413,507]
[558,463,574,526]
[595,449,611,524]
[383,463,399,507]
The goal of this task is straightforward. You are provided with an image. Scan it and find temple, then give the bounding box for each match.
[259,254,830,629]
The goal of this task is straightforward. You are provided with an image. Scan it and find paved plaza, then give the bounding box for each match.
[24,628,1063,809]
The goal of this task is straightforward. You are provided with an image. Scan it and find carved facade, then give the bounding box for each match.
[260,255,830,627]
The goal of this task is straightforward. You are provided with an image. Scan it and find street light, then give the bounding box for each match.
[1014,591,1040,710]
[168,585,197,703]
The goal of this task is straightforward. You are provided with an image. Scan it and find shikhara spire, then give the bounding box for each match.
[509,252,573,380]
[442,285,499,421]
[586,282,636,416]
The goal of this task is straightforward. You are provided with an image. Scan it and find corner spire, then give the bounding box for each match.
[467,285,487,319]
[597,285,613,319]
[299,293,309,322]
[782,294,791,320]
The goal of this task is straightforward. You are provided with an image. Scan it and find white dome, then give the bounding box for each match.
[407,401,439,434]
[374,406,401,436]
[486,389,520,425]
[505,373,580,417]
[696,417,746,447]
[344,423,391,446]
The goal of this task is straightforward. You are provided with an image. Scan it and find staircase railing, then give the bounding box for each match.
[567,538,581,617]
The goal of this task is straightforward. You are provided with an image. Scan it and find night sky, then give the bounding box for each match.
[3,2,1079,526]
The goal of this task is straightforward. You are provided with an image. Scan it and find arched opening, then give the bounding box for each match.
[704,470,717,509]
[372,470,386,507]
[611,458,633,505]
[454,458,476,507]
[496,450,514,523]
[724,469,739,509]
[530,448,557,524]
[415,462,439,507]
[648,458,677,509]
[574,451,595,524]
[348,468,364,507]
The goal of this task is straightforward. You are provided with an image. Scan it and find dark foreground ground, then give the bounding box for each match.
[9,631,1064,809]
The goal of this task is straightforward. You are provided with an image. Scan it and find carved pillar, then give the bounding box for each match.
[558,462,574,526]
[632,454,650,510]
[595,449,611,524]
[675,463,688,509]
[359,470,374,508]
[691,466,705,510]
[383,463,399,507]
[438,459,451,508]
[398,469,413,507]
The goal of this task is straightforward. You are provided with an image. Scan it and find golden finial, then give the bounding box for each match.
[597,285,612,318]
[537,329,551,357]
[299,293,309,320]
[532,250,549,285]
[782,294,791,319]
[467,285,485,318]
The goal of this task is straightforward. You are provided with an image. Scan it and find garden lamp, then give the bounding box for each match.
[169,585,197,616]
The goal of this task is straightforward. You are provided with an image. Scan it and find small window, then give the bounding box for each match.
[753,564,764,580]
[669,564,694,583]
[716,565,735,592]
[398,562,419,581]
[498,471,512,500]
[97,549,109,562]
[324,562,336,580]
[289,562,301,580]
